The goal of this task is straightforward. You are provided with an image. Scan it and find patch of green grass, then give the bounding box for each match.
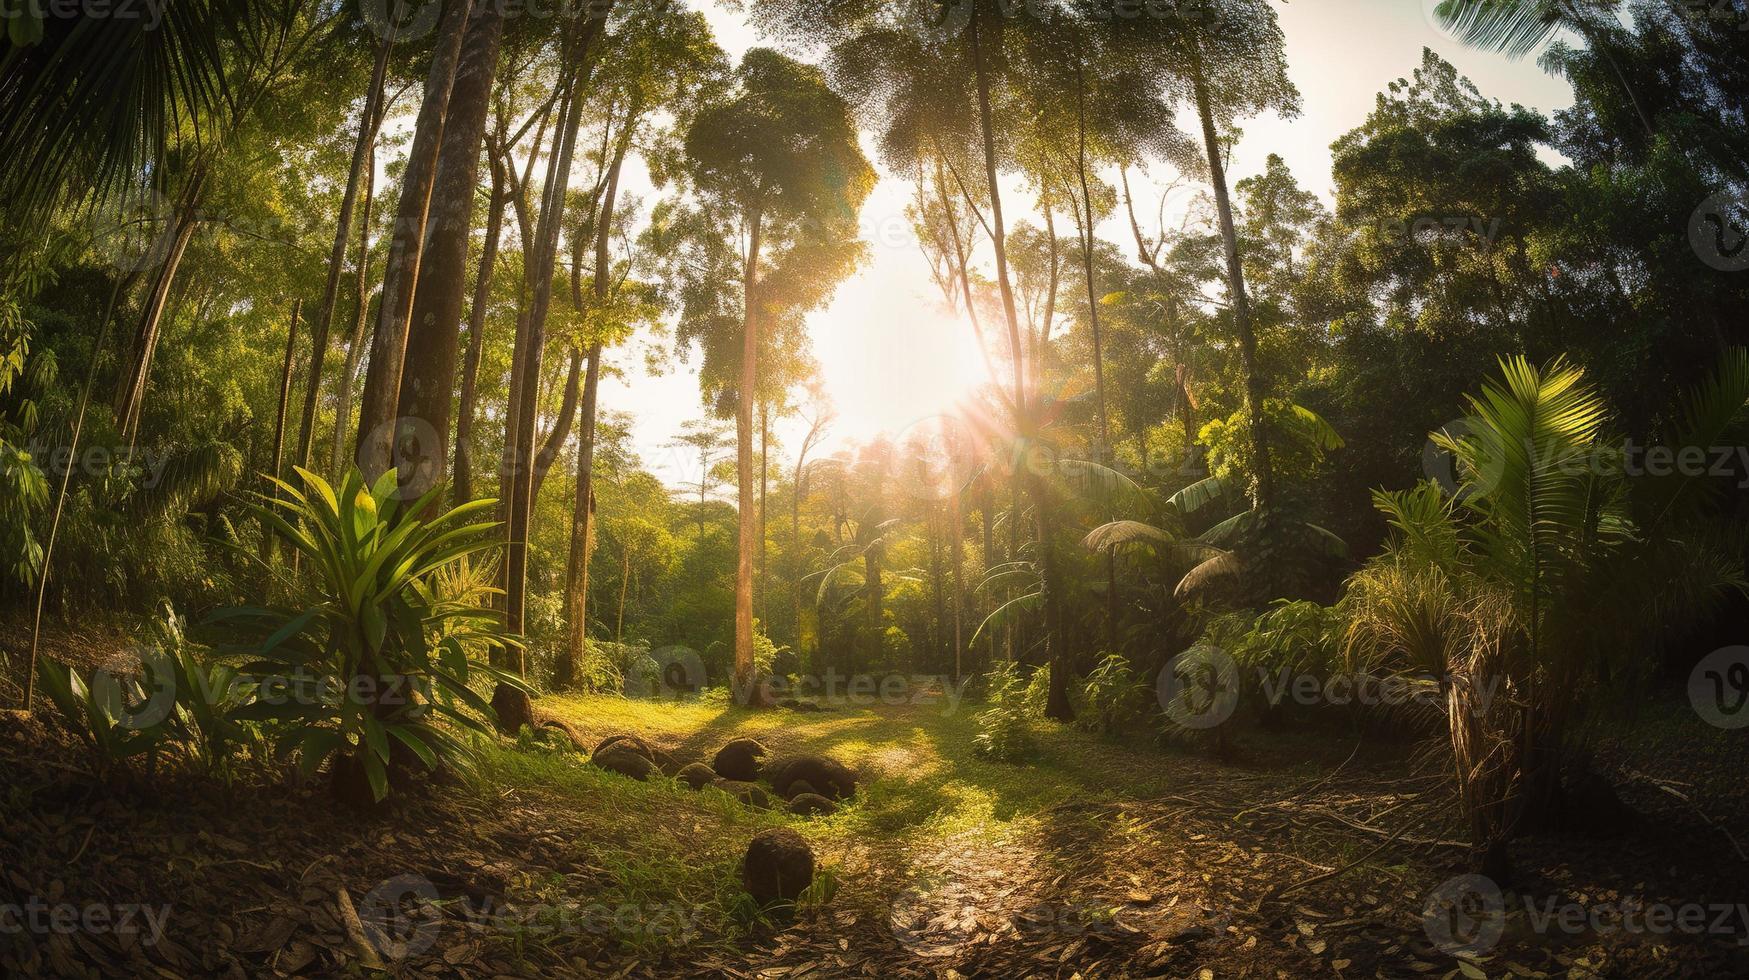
[465,693,1327,959]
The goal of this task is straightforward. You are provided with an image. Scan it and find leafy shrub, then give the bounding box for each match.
[216,467,529,802]
[36,657,170,774]
[972,662,1037,762]
[1075,654,1148,737]
[1019,663,1052,717]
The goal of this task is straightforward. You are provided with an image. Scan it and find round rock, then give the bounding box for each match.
[712,737,768,782]
[742,828,814,904]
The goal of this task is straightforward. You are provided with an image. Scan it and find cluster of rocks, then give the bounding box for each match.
[581,733,856,905]
[584,733,856,819]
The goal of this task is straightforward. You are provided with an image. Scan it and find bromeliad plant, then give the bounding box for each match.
[217,467,529,804]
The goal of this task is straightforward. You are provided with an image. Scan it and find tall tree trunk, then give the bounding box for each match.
[297,33,393,475]
[391,3,503,501]
[265,300,302,560]
[1072,54,1118,655]
[864,545,882,677]
[114,181,201,445]
[734,205,764,704]
[1193,60,1274,511]
[498,12,609,728]
[355,0,475,479]
[970,7,1067,716]
[332,142,379,473]
[557,150,624,690]
[951,477,964,682]
[453,157,506,504]
[967,10,1026,411]
[790,414,825,662]
[758,403,768,628]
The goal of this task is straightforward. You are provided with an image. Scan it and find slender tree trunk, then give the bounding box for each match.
[967,10,1026,412]
[759,403,768,628]
[616,547,631,647]
[498,12,609,728]
[529,346,582,503]
[790,415,824,662]
[951,477,964,682]
[297,33,393,475]
[734,206,764,703]
[558,150,624,689]
[1193,60,1274,511]
[355,0,475,478]
[332,143,379,473]
[265,300,302,560]
[114,182,201,444]
[453,160,506,504]
[865,545,882,676]
[394,3,504,503]
[1072,55,1118,655]
[26,278,127,712]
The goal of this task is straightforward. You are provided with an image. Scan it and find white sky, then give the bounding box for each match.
[600,0,1579,493]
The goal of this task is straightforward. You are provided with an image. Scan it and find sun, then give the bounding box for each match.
[809,272,993,449]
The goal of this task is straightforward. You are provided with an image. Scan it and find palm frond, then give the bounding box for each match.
[1168,474,1231,514]
[1434,0,1566,59]
[0,2,259,216]
[1173,551,1242,598]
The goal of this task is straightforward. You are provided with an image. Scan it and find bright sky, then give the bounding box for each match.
[604,0,1579,494]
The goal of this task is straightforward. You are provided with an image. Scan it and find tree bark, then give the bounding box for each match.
[1072,53,1118,655]
[355,0,476,479]
[453,155,506,504]
[331,142,379,473]
[392,3,504,501]
[734,205,763,703]
[1193,59,1274,511]
[296,33,393,476]
[265,300,302,560]
[557,150,624,690]
[498,11,610,729]
[114,182,201,445]
[529,346,582,503]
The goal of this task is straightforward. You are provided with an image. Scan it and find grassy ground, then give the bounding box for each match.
[5,687,1748,977]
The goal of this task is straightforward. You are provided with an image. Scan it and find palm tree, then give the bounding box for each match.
[1347,350,1749,875]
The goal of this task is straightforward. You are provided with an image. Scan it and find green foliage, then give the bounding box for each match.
[0,293,50,586]
[972,662,1037,762]
[36,655,169,770]
[215,467,529,802]
[1074,654,1149,738]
